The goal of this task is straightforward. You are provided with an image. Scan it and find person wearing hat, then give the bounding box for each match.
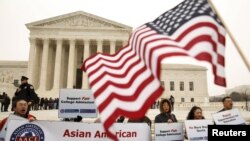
[14,76,38,115]
[0,98,36,131]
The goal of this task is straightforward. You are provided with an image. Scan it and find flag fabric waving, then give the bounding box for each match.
[82,0,226,140]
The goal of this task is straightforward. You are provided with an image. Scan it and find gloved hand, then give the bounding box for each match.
[74,115,82,122]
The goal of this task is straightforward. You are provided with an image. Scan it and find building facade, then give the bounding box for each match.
[160,64,208,103]
[26,11,132,98]
[0,11,208,102]
[0,61,27,97]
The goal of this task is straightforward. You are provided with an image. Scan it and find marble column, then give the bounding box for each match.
[110,40,116,54]
[27,37,36,85]
[53,39,63,90]
[82,39,90,89]
[67,39,76,88]
[97,39,103,53]
[39,38,49,90]
[33,41,42,89]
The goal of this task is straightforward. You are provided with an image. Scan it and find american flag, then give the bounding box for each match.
[82,0,226,140]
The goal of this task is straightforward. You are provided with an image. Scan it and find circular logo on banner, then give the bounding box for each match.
[10,124,45,141]
[60,109,65,113]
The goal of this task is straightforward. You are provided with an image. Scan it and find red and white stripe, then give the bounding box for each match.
[82,15,226,140]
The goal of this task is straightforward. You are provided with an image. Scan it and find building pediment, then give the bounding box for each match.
[26,11,132,30]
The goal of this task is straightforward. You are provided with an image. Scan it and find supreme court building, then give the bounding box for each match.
[26,11,132,97]
[0,11,208,102]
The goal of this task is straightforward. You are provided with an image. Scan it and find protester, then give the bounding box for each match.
[186,106,205,120]
[218,96,233,112]
[185,106,205,139]
[154,99,177,123]
[0,92,6,112]
[3,93,10,112]
[0,98,36,131]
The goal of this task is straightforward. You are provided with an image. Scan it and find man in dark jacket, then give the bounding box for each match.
[3,93,10,112]
[218,96,233,112]
[14,76,38,115]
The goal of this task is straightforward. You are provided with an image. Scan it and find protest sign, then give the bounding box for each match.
[0,114,26,140]
[59,89,97,118]
[5,120,151,141]
[212,109,245,125]
[155,122,183,141]
[185,120,213,141]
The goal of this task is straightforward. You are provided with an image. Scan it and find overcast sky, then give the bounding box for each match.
[0,0,249,96]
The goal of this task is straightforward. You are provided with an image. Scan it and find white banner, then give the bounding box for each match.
[59,89,97,118]
[5,120,151,141]
[0,114,26,140]
[154,122,184,141]
[185,120,213,141]
[212,108,245,125]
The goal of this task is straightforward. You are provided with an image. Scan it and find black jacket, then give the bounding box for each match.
[15,83,37,102]
[154,112,178,123]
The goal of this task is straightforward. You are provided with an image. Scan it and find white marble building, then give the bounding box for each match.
[0,61,27,97]
[25,11,132,98]
[0,11,208,102]
[160,64,208,102]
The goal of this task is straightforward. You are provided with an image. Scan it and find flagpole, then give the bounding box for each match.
[208,0,250,72]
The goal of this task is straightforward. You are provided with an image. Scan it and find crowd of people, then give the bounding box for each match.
[0,94,59,112]
[0,75,244,139]
[1,76,59,112]
[0,92,10,112]
[31,97,59,111]
[1,96,59,113]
